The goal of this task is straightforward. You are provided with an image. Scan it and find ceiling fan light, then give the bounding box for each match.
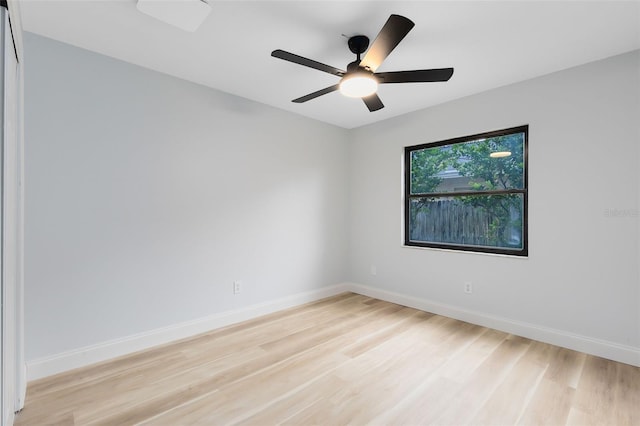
[339,74,378,98]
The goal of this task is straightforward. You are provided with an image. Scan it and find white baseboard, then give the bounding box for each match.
[27,281,639,381]
[344,282,640,367]
[26,283,349,381]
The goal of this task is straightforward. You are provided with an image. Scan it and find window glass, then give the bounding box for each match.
[405,126,528,256]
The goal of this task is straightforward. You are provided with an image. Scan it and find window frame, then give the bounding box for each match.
[404,125,529,257]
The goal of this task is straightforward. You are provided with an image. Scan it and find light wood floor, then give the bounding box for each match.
[15,293,639,425]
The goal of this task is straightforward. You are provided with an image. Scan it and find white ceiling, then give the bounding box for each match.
[20,0,640,129]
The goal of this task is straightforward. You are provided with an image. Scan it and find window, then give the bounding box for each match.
[404,125,528,256]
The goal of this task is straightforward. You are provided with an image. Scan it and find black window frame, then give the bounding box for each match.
[404,125,529,256]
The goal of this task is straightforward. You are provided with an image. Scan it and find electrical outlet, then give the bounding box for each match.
[464,282,473,294]
[233,281,242,294]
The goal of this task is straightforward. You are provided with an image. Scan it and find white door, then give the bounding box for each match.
[1,5,23,424]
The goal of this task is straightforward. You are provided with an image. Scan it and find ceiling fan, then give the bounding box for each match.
[271,14,454,112]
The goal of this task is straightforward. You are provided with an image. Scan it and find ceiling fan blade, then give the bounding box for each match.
[377,68,454,83]
[292,84,340,103]
[272,50,345,77]
[360,15,415,72]
[362,93,384,112]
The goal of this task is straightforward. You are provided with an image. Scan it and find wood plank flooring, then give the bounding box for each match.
[15,293,640,425]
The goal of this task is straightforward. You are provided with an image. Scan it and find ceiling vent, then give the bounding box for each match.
[136,0,211,32]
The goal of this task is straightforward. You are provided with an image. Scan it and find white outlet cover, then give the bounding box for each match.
[136,0,211,32]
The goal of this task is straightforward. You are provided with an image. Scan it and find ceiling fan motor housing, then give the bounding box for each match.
[347,60,367,73]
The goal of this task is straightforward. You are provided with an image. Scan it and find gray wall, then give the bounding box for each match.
[348,50,640,349]
[24,33,349,360]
